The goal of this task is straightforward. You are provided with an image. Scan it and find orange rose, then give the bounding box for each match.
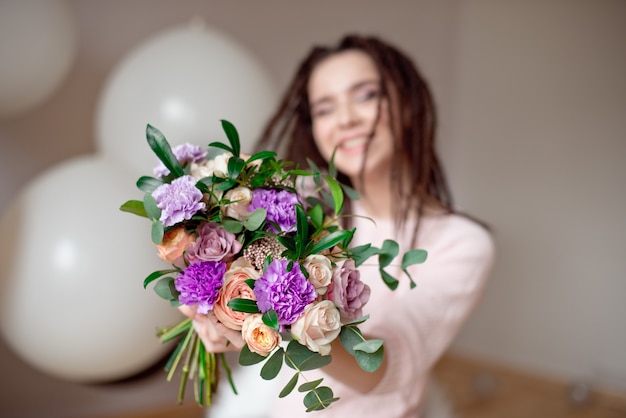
[241,314,281,356]
[214,258,260,330]
[154,227,195,265]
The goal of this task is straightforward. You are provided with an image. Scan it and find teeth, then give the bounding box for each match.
[341,137,367,148]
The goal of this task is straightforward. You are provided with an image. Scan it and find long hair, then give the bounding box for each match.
[256,34,455,245]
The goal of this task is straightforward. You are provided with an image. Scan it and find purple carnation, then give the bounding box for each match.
[153,143,208,177]
[175,261,226,314]
[152,175,205,227]
[254,259,317,326]
[249,189,300,233]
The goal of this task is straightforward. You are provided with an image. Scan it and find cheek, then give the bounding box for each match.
[311,120,334,160]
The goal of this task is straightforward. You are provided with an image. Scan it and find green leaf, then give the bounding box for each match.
[143,193,161,220]
[143,269,178,288]
[244,208,266,231]
[151,220,164,245]
[378,239,399,268]
[227,298,260,313]
[260,347,284,380]
[298,378,323,392]
[339,326,365,357]
[154,277,176,300]
[341,314,370,326]
[310,229,353,254]
[402,249,428,268]
[146,124,184,177]
[119,200,148,218]
[306,158,321,174]
[207,141,233,154]
[227,156,245,180]
[221,119,240,157]
[323,174,344,215]
[379,268,399,290]
[285,340,332,371]
[341,183,360,200]
[354,345,384,372]
[222,218,244,234]
[303,386,338,412]
[136,176,164,193]
[294,205,308,258]
[279,373,299,398]
[262,309,279,330]
[239,344,266,365]
[328,148,338,178]
[353,339,384,354]
[247,151,277,164]
[307,204,324,230]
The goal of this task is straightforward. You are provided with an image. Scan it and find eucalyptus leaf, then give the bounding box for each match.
[221,119,240,156]
[353,339,384,354]
[154,277,176,300]
[151,220,164,245]
[339,326,365,356]
[146,124,184,177]
[143,193,161,220]
[260,347,284,380]
[119,200,148,218]
[285,340,332,371]
[298,378,323,392]
[279,373,299,398]
[402,249,428,268]
[341,314,370,326]
[222,218,244,234]
[303,386,337,412]
[378,239,399,268]
[244,208,266,231]
[143,269,178,288]
[239,344,266,366]
[136,176,164,193]
[379,268,399,290]
[354,346,384,372]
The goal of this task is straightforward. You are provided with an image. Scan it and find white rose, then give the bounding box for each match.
[223,186,253,221]
[290,300,341,356]
[189,151,233,179]
[303,254,333,295]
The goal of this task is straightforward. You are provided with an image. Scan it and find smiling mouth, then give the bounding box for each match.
[339,137,368,151]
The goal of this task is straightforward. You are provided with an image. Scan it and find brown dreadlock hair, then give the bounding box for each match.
[256,34,456,246]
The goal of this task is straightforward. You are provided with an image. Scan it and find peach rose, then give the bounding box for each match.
[303,254,333,295]
[222,186,253,221]
[241,313,281,356]
[290,300,341,356]
[154,227,195,265]
[189,152,233,179]
[213,258,260,330]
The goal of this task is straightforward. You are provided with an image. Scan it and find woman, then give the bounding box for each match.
[184,34,495,417]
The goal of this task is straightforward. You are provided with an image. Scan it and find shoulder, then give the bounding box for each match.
[419,212,495,264]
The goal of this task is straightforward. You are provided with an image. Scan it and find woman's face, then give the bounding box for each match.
[307,50,395,181]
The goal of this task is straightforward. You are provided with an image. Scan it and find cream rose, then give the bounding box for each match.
[189,151,233,179]
[213,258,260,330]
[241,313,281,356]
[290,300,341,356]
[303,254,333,295]
[222,186,253,221]
[154,227,195,266]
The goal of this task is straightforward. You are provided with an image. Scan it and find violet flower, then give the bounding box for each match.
[249,189,300,233]
[153,143,208,177]
[254,259,317,327]
[175,260,226,314]
[328,259,371,323]
[152,175,205,227]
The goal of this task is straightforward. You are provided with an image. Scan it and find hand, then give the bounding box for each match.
[178,305,244,352]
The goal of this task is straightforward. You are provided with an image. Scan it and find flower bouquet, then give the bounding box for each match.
[120,120,427,412]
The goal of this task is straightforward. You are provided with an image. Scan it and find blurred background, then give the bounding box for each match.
[0,0,624,417]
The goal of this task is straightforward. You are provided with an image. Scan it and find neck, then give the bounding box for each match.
[351,170,394,219]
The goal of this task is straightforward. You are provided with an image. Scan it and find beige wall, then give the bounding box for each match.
[0,0,624,414]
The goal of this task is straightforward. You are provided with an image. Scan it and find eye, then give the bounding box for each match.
[355,86,380,103]
[311,103,334,118]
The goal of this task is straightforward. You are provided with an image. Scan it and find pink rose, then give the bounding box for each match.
[303,254,333,295]
[222,186,253,221]
[154,227,196,266]
[186,222,243,263]
[241,313,281,356]
[214,258,260,330]
[328,259,370,323]
[290,300,341,355]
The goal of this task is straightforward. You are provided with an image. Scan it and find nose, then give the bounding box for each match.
[336,101,358,128]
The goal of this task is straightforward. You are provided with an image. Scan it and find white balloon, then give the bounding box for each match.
[0,155,182,382]
[0,0,77,119]
[95,21,278,176]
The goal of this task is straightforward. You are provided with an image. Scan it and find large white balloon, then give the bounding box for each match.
[95,21,278,176]
[0,0,77,119]
[0,155,182,382]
